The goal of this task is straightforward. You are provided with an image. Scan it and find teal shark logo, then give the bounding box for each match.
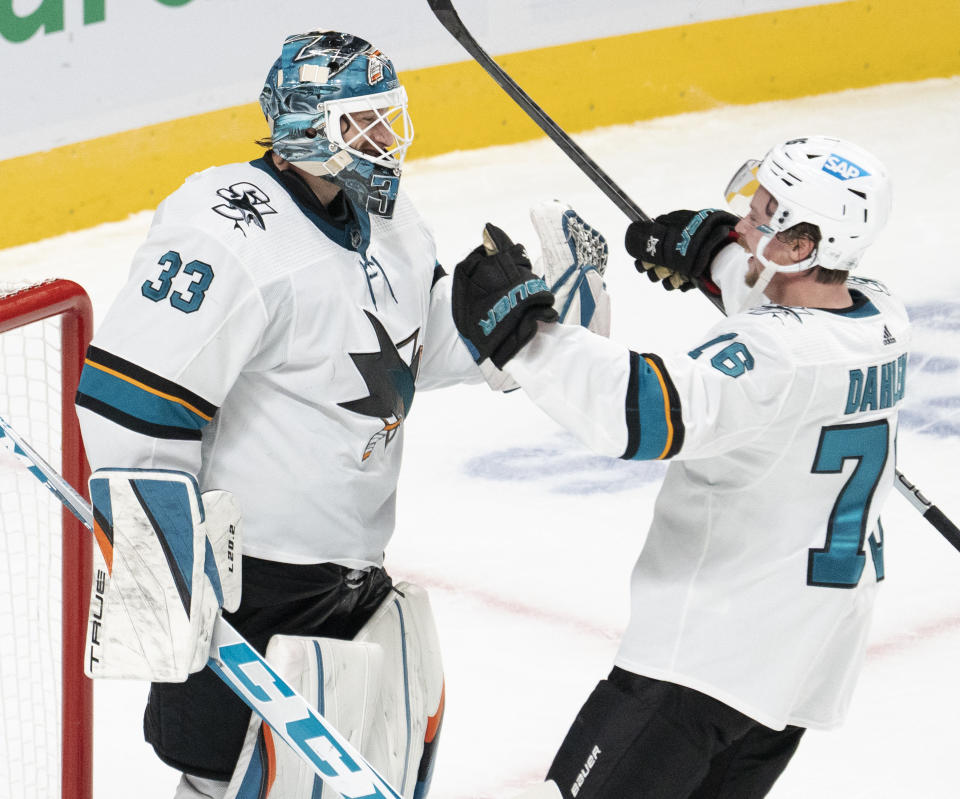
[338,311,421,461]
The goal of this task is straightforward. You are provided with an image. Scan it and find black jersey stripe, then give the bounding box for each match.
[623,351,643,459]
[75,392,203,441]
[84,346,218,418]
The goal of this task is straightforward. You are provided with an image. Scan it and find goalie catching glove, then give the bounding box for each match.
[467,202,610,390]
[624,209,739,292]
[452,223,558,369]
[531,199,610,335]
[85,469,241,682]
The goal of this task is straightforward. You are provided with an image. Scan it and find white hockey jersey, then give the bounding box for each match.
[76,155,480,567]
[506,249,910,730]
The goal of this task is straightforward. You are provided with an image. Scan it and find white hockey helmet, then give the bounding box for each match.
[725,135,892,273]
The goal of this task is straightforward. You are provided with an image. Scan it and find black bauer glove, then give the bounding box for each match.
[452,224,558,369]
[624,209,740,292]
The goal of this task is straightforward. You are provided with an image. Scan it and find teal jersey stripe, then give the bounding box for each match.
[631,357,670,460]
[78,362,211,432]
[623,352,684,461]
[824,289,880,318]
[838,300,880,318]
[128,478,194,615]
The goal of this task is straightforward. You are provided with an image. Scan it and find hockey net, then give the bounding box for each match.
[0,280,93,799]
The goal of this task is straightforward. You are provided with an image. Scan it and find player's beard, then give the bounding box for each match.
[736,237,763,288]
[744,256,763,288]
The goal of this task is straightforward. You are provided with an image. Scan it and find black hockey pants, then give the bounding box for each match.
[143,556,394,781]
[546,667,805,799]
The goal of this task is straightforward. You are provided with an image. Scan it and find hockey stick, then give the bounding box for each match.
[0,414,403,799]
[427,0,647,225]
[426,0,724,311]
[894,470,960,553]
[426,0,960,551]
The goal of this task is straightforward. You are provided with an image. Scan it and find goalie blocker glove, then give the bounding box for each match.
[85,469,241,682]
[452,223,558,369]
[625,209,739,292]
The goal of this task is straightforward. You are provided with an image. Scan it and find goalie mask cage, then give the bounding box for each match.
[0,280,93,799]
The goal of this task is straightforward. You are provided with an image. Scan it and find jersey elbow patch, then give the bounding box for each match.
[75,346,217,441]
[622,351,685,461]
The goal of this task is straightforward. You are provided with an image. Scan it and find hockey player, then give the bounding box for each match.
[74,30,608,799]
[451,135,909,798]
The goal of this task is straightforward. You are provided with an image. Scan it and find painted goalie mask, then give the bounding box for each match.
[259,31,414,218]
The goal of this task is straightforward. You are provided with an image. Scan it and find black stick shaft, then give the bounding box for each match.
[895,470,960,553]
[427,0,725,315]
[427,0,649,224]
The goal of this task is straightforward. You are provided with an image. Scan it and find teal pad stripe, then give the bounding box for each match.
[129,478,196,615]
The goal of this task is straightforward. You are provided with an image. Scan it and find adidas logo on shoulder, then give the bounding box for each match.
[882,325,896,345]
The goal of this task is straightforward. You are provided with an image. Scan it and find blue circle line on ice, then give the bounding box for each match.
[462,434,668,494]
[900,300,960,438]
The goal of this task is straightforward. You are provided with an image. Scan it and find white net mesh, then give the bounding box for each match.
[0,283,66,799]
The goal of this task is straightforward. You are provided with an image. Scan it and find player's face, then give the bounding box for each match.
[340,109,397,156]
[734,187,805,286]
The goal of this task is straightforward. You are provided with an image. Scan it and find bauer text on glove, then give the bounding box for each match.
[452,223,558,369]
[624,209,739,291]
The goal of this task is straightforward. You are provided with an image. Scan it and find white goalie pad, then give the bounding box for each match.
[225,581,444,799]
[532,199,611,337]
[85,469,241,681]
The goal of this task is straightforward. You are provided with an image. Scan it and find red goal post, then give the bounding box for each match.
[0,279,93,799]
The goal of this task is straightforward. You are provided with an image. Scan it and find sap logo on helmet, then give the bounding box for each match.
[822,154,870,181]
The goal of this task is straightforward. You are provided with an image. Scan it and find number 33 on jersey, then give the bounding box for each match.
[141,250,214,313]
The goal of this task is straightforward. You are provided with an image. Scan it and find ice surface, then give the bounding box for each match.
[1,76,958,798]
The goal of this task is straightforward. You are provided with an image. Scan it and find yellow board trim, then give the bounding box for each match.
[2,0,958,250]
[84,358,214,422]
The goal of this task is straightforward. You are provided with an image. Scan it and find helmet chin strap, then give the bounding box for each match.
[738,233,818,312]
[740,266,776,312]
[297,150,354,177]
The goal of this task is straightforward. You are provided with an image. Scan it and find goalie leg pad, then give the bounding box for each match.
[86,469,241,681]
[355,581,445,799]
[225,635,385,799]
[224,581,444,799]
[174,774,229,799]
